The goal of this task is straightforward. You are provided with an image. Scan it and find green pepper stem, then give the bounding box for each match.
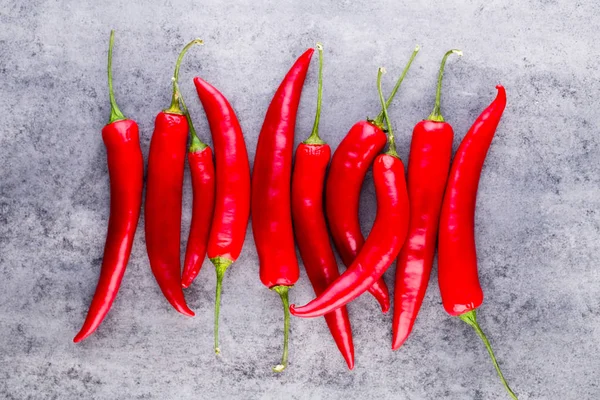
[107,30,125,123]
[427,49,462,122]
[271,285,291,373]
[212,257,233,355]
[459,310,518,400]
[377,68,398,158]
[164,39,204,115]
[374,45,420,125]
[304,43,325,145]
[174,81,208,153]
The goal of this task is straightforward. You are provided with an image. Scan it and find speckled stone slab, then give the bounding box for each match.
[1,0,598,399]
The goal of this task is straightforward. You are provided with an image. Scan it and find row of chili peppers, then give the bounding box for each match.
[74,31,514,399]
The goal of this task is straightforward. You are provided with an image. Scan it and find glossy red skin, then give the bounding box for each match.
[145,112,194,316]
[325,120,391,312]
[292,143,354,369]
[391,120,453,350]
[181,147,215,288]
[194,77,251,264]
[252,48,314,288]
[438,85,507,316]
[74,119,143,343]
[291,154,409,317]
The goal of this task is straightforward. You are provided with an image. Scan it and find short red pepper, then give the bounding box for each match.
[180,83,215,291]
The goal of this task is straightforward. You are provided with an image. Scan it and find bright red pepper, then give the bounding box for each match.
[391,49,461,350]
[74,31,144,343]
[290,67,409,318]
[291,45,354,369]
[325,46,419,313]
[438,86,516,399]
[192,76,251,355]
[144,39,202,316]
[326,121,388,311]
[181,88,215,290]
[252,48,314,372]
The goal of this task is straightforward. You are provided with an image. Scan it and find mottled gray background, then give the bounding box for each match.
[1,0,598,399]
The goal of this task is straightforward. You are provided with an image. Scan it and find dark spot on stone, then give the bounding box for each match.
[66,367,78,379]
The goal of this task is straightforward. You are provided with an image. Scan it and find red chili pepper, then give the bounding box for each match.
[391,49,461,350]
[438,86,515,399]
[252,48,314,372]
[144,39,203,316]
[180,85,215,290]
[74,31,144,343]
[290,67,410,318]
[192,76,251,355]
[325,46,419,313]
[291,44,354,369]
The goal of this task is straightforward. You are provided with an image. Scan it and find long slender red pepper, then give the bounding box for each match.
[291,67,410,318]
[180,83,215,290]
[325,46,419,313]
[252,48,314,372]
[192,76,251,355]
[74,31,144,343]
[144,39,202,316]
[391,49,461,350]
[291,44,354,369]
[438,86,516,399]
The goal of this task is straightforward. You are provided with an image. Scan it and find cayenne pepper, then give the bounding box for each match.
[392,49,461,350]
[290,67,410,318]
[437,86,516,399]
[325,46,419,313]
[291,44,354,369]
[192,76,251,355]
[252,48,314,372]
[180,82,215,290]
[144,39,203,316]
[74,31,144,343]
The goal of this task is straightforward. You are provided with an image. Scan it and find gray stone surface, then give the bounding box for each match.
[1,0,598,398]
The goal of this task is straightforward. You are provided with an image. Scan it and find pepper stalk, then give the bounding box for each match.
[164,38,204,115]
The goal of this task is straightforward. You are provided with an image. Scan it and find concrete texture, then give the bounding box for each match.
[1,0,599,398]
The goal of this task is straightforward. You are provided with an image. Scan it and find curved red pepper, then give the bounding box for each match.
[192,77,251,355]
[181,84,215,290]
[291,68,409,318]
[325,47,419,313]
[181,145,215,289]
[326,121,390,311]
[438,85,506,314]
[252,48,314,372]
[291,45,354,369]
[144,40,202,317]
[392,50,461,350]
[438,86,516,399]
[74,31,144,343]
